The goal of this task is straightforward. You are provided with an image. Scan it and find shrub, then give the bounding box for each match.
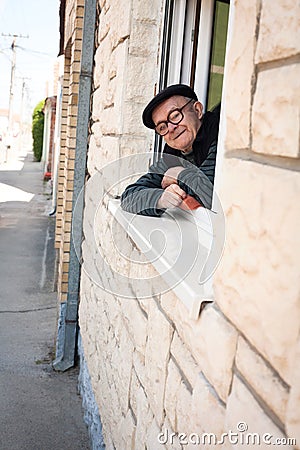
[32,100,45,161]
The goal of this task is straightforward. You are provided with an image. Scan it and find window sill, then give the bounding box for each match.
[108,199,215,319]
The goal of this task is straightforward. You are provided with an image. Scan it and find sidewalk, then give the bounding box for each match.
[0,147,90,450]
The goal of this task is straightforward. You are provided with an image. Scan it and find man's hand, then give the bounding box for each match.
[157,184,187,209]
[161,166,185,189]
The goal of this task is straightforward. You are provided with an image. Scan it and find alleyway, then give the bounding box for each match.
[0,145,90,450]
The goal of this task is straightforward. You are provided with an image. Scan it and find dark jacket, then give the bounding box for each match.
[121,107,220,216]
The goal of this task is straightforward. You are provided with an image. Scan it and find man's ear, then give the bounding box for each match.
[194,101,204,120]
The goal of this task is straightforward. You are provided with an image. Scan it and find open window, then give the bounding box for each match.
[154,0,230,157]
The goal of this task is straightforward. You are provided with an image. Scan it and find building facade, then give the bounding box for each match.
[55,0,300,448]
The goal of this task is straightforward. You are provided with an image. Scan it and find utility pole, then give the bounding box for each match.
[2,33,29,140]
[8,37,17,136]
[19,77,30,126]
[19,77,30,148]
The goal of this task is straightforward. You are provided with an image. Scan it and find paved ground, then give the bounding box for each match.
[0,145,90,450]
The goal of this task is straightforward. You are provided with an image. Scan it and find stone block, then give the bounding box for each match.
[133,349,147,389]
[223,0,258,150]
[137,298,150,317]
[123,100,149,136]
[95,224,133,284]
[86,137,99,177]
[93,47,107,90]
[129,368,140,419]
[144,301,174,424]
[115,148,153,198]
[128,262,164,301]
[108,0,131,48]
[116,409,136,450]
[158,420,182,450]
[135,384,154,449]
[215,158,300,383]
[94,46,128,132]
[119,135,152,158]
[125,56,158,105]
[170,331,200,388]
[96,364,124,433]
[191,373,226,440]
[109,326,133,413]
[119,298,148,353]
[131,0,162,23]
[255,0,300,63]
[235,337,289,424]
[147,418,168,450]
[226,375,293,449]
[171,367,193,436]
[252,64,300,158]
[286,335,300,449]
[98,106,122,137]
[128,21,158,57]
[90,122,103,146]
[164,358,182,430]
[95,135,120,162]
[161,294,237,402]
[165,360,225,449]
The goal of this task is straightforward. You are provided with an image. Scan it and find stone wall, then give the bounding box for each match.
[214,0,300,446]
[79,0,300,448]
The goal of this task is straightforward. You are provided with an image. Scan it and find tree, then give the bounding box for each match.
[32,100,45,161]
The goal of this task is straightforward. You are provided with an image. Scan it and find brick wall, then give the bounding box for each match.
[55,0,84,303]
[78,0,300,448]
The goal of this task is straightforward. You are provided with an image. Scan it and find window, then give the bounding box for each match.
[153,0,229,159]
[158,0,230,110]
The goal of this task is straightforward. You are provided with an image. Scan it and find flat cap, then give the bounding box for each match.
[142,84,198,129]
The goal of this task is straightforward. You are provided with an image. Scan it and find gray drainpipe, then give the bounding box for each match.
[53,0,97,371]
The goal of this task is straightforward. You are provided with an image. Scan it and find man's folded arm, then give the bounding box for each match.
[177,141,217,209]
[120,172,166,216]
[177,167,213,208]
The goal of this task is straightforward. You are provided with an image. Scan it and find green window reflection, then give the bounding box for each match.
[207,0,230,110]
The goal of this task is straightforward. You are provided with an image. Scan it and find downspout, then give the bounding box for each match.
[53,0,97,371]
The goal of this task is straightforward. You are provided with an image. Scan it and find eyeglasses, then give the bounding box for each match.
[154,98,194,136]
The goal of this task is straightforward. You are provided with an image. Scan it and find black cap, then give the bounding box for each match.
[142,84,198,129]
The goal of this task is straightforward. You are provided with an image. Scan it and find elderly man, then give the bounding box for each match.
[121,84,220,216]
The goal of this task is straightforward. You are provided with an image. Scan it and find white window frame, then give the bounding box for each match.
[158,0,228,108]
[193,0,215,107]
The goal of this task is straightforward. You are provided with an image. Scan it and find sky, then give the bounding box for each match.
[0,0,60,123]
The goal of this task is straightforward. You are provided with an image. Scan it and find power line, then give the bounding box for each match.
[1,33,29,39]
[16,45,54,58]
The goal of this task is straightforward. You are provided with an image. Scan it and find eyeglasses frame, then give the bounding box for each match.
[154,98,194,136]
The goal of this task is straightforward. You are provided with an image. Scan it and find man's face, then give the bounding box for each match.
[152,95,203,153]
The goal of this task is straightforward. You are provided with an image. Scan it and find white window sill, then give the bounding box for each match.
[108,199,216,319]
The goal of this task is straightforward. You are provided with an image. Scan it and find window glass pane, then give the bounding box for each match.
[180,0,198,85]
[206,0,229,110]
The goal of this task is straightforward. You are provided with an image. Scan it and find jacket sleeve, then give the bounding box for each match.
[177,141,217,209]
[120,171,166,216]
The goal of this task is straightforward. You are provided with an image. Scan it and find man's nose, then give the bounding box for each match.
[168,122,178,132]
